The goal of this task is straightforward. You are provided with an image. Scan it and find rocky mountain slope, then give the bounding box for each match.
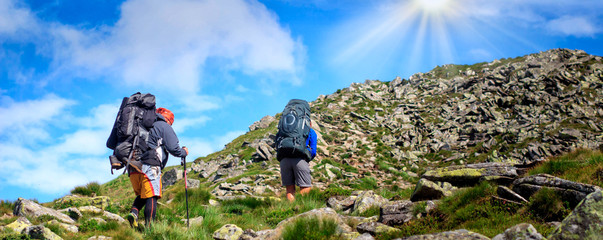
[2,48,602,240]
[202,48,603,198]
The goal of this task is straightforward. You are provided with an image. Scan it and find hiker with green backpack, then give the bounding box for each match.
[107,93,188,228]
[275,99,318,202]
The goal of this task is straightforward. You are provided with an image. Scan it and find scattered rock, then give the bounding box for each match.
[548,190,603,240]
[422,163,518,187]
[162,168,184,187]
[492,223,545,240]
[249,115,275,131]
[5,216,32,233]
[410,178,457,201]
[512,174,602,207]
[496,186,528,203]
[400,229,490,240]
[352,190,389,215]
[356,221,400,236]
[14,198,75,224]
[213,224,243,240]
[23,225,63,240]
[378,200,415,226]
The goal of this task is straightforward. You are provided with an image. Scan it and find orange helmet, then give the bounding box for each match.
[156,107,174,125]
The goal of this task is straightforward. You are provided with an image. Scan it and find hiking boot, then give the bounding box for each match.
[126,213,138,228]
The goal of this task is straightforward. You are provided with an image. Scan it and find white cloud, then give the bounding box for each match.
[546,16,599,37]
[0,94,75,145]
[46,0,304,93]
[0,0,39,37]
[172,115,211,134]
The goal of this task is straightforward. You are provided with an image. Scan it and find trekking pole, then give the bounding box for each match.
[181,155,190,228]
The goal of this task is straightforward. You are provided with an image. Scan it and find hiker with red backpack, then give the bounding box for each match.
[106,93,188,228]
[275,99,317,202]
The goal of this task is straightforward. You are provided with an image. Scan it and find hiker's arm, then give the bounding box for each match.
[308,129,317,160]
[163,125,188,158]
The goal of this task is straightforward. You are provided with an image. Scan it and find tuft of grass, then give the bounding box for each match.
[526,187,571,222]
[0,200,14,215]
[281,216,340,240]
[386,181,555,238]
[529,149,603,187]
[79,218,120,233]
[352,177,379,190]
[71,181,103,196]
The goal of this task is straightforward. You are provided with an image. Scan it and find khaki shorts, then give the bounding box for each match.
[130,164,162,199]
[280,157,312,187]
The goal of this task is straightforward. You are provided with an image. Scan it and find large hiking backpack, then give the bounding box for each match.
[107,92,156,174]
[275,99,312,161]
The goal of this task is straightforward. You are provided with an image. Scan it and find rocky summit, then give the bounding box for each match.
[2,48,602,239]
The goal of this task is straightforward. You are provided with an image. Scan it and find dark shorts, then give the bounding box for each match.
[280,157,312,187]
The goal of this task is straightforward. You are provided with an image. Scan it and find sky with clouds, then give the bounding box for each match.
[1,0,602,202]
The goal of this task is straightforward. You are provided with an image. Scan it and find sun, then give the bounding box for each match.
[412,0,453,14]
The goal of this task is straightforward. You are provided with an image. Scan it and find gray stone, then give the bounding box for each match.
[162,168,183,187]
[512,174,601,208]
[212,224,244,240]
[379,200,415,226]
[23,225,63,240]
[356,221,400,236]
[411,178,457,201]
[400,229,490,240]
[548,190,603,240]
[492,223,545,240]
[497,186,528,203]
[14,198,75,224]
[249,115,275,131]
[352,191,389,215]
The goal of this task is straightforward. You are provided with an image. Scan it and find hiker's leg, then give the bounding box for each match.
[294,158,312,196]
[280,158,296,202]
[131,196,145,216]
[300,186,311,195]
[144,196,158,224]
[285,185,296,202]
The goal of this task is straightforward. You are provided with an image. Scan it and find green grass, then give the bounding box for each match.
[529,149,603,187]
[281,216,341,240]
[71,182,103,197]
[0,200,14,215]
[379,182,557,239]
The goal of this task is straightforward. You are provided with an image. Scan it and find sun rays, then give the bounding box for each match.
[330,0,536,79]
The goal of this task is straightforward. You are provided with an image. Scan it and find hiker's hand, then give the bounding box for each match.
[183,146,189,155]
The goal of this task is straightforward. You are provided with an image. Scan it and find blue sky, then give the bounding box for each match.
[1,0,602,203]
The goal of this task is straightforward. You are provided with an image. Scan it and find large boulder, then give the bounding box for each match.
[512,174,601,208]
[14,198,75,224]
[356,221,400,236]
[55,195,110,210]
[379,200,436,226]
[548,190,603,240]
[249,115,275,131]
[421,163,518,187]
[213,224,243,240]
[198,160,220,178]
[400,229,490,240]
[410,178,457,201]
[23,225,63,240]
[378,200,414,226]
[421,162,518,186]
[162,168,184,187]
[352,191,389,215]
[492,223,545,240]
[5,216,32,233]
